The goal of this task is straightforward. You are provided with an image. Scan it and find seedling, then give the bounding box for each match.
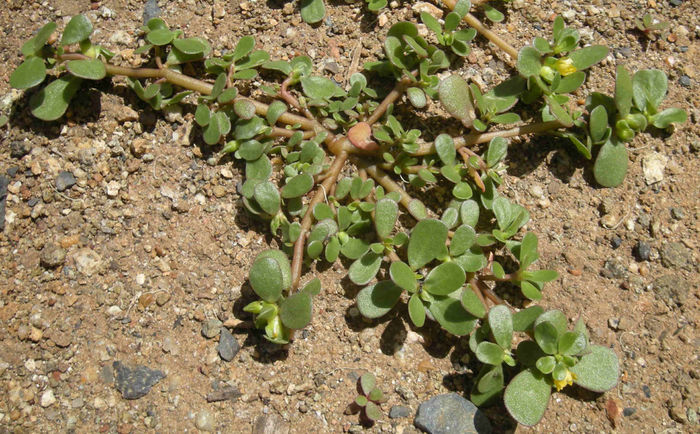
[346,373,387,425]
[635,13,670,41]
[8,0,686,427]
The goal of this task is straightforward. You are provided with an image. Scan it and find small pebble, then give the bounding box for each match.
[40,389,56,407]
[201,319,223,339]
[218,328,240,362]
[634,241,651,261]
[611,236,622,249]
[195,410,215,432]
[55,171,76,192]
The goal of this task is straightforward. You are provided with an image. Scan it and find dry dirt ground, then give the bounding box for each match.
[0,0,698,433]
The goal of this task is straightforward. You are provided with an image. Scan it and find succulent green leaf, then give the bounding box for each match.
[301,76,344,100]
[246,155,272,180]
[279,292,312,330]
[253,181,280,215]
[428,296,477,336]
[231,35,255,62]
[147,28,175,46]
[534,310,568,336]
[340,238,369,260]
[476,341,504,365]
[488,305,513,349]
[266,100,287,125]
[558,331,587,356]
[435,134,456,166]
[517,46,542,77]
[408,294,425,327]
[460,285,486,318]
[593,139,628,187]
[195,104,211,126]
[355,395,368,407]
[407,199,428,220]
[614,65,633,116]
[375,197,398,239]
[356,280,403,318]
[512,306,544,332]
[300,0,326,24]
[65,59,106,80]
[484,4,504,22]
[407,219,448,269]
[450,225,476,257]
[522,269,559,283]
[554,70,585,94]
[364,402,382,421]
[301,278,321,296]
[472,365,504,405]
[516,340,546,368]
[360,373,376,396]
[281,173,314,199]
[571,345,619,392]
[61,15,93,45]
[453,247,487,273]
[256,250,292,290]
[407,87,427,108]
[30,75,82,121]
[172,37,208,54]
[348,252,383,285]
[545,95,573,127]
[519,232,539,269]
[651,108,687,128]
[632,69,667,112]
[536,356,556,374]
[459,200,479,228]
[534,321,559,355]
[569,45,608,70]
[504,369,552,427]
[234,99,257,120]
[589,105,608,143]
[389,261,416,292]
[486,137,508,167]
[10,57,46,89]
[21,22,57,56]
[452,182,472,200]
[439,74,475,127]
[249,256,284,302]
[423,262,465,296]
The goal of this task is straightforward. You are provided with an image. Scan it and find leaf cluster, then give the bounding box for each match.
[346,373,387,425]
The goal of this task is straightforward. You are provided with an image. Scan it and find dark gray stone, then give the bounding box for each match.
[389,405,411,419]
[653,274,688,307]
[634,241,651,262]
[113,361,165,399]
[10,141,31,159]
[660,242,693,270]
[143,0,161,24]
[218,327,240,362]
[414,393,491,434]
[0,176,8,231]
[206,384,241,402]
[679,75,691,87]
[55,171,76,192]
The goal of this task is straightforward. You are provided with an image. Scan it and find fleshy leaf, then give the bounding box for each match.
[281,173,314,198]
[423,262,466,296]
[249,256,284,303]
[512,306,544,332]
[428,295,477,336]
[256,250,292,291]
[62,15,93,45]
[439,74,475,127]
[571,345,619,392]
[569,45,608,70]
[279,292,312,330]
[66,59,106,80]
[30,76,82,121]
[374,197,398,239]
[460,285,486,318]
[408,294,425,327]
[517,46,542,77]
[300,0,326,24]
[21,22,57,56]
[407,219,448,269]
[10,57,46,89]
[504,369,552,427]
[356,281,403,319]
[476,341,504,365]
[360,373,376,396]
[389,261,416,292]
[488,305,513,349]
[450,225,476,257]
[348,252,383,285]
[593,139,628,187]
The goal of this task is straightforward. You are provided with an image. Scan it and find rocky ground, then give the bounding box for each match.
[0,0,698,433]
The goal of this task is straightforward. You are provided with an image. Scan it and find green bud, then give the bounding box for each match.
[243,300,264,314]
[625,112,647,131]
[80,40,98,58]
[615,119,635,142]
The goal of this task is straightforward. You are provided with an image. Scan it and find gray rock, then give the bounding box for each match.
[201,318,223,339]
[414,393,491,434]
[660,242,693,269]
[113,361,166,399]
[143,0,161,24]
[634,241,651,262]
[0,175,8,231]
[56,171,76,192]
[40,243,67,268]
[252,414,289,434]
[389,405,412,419]
[218,328,240,361]
[652,274,688,306]
[10,140,31,159]
[206,384,241,402]
[601,258,628,280]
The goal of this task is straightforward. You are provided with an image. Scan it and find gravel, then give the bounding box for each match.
[414,393,492,434]
[40,243,67,268]
[55,171,76,192]
[217,327,240,361]
[113,361,166,399]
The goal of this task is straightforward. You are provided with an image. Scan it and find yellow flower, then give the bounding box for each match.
[553,369,577,391]
[554,57,577,76]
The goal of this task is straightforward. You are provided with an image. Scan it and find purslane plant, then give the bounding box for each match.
[8,0,685,426]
